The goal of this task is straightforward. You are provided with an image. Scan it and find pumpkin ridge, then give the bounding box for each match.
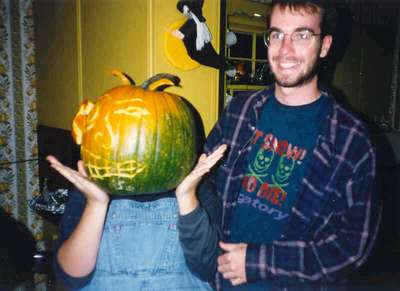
[163,93,176,188]
[176,96,197,178]
[172,94,187,183]
[174,98,186,181]
[167,94,181,188]
[137,88,149,193]
[152,90,162,191]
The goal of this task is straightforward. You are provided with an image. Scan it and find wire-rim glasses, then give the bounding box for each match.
[263,29,321,48]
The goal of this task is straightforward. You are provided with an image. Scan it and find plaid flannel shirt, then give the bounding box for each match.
[203,88,381,289]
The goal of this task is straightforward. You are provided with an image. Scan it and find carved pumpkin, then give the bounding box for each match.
[72,70,198,195]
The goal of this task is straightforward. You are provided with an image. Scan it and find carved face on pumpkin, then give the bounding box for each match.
[72,71,198,195]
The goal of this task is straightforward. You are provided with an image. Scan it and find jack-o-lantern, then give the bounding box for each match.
[72,70,198,195]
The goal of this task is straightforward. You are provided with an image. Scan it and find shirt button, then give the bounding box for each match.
[112,213,117,219]
[251,126,255,131]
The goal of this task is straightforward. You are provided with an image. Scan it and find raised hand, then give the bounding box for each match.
[46,155,109,206]
[175,144,227,215]
[176,144,227,198]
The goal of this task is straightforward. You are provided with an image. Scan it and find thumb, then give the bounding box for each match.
[198,153,207,163]
[46,155,62,166]
[219,241,236,252]
[77,160,88,177]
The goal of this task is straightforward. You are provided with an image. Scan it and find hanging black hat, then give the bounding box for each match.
[173,0,223,69]
[177,0,205,22]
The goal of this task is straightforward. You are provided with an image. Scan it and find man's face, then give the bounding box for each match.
[267,5,332,88]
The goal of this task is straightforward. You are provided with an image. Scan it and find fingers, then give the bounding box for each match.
[187,144,228,178]
[217,254,246,285]
[217,241,248,286]
[46,155,62,167]
[48,156,88,180]
[46,156,109,204]
[217,258,231,273]
[221,271,237,280]
[175,146,227,198]
[196,144,227,169]
[46,155,84,184]
[217,256,235,279]
[217,251,230,265]
[50,163,80,184]
[214,144,228,155]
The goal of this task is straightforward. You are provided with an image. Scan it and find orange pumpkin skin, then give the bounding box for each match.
[72,72,198,195]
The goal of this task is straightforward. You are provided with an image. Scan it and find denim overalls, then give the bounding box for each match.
[80,197,211,291]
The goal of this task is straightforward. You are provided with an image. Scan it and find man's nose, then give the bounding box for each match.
[278,35,294,53]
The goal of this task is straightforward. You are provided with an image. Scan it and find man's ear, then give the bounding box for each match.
[320,35,333,58]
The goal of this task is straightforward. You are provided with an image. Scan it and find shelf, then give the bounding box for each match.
[227,84,267,90]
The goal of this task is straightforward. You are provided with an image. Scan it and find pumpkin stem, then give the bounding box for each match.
[141,73,180,91]
[111,69,135,85]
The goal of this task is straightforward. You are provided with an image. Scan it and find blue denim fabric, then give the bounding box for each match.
[79,197,211,291]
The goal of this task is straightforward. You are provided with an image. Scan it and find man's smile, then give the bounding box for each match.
[273,57,301,70]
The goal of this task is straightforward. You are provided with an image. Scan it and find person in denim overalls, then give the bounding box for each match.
[47,145,227,291]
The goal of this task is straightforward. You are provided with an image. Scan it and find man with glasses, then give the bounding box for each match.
[176,0,381,290]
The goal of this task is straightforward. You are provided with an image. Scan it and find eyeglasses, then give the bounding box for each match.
[263,29,321,48]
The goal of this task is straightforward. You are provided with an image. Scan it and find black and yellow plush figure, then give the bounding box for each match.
[173,0,223,69]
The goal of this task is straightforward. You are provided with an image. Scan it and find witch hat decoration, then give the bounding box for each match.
[172,0,223,69]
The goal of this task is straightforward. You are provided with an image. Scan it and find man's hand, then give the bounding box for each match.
[218,242,248,286]
[46,155,109,206]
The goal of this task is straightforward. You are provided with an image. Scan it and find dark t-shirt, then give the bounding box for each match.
[224,94,329,290]
[231,94,329,244]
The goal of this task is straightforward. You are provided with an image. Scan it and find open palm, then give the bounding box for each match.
[176,144,227,198]
[46,155,109,205]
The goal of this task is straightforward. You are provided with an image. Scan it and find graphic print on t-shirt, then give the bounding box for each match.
[242,130,307,210]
